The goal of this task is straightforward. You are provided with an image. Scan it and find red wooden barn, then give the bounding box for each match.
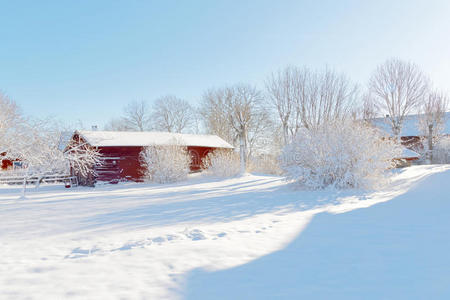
[69,130,234,185]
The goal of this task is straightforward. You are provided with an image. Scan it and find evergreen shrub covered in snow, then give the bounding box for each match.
[140,145,191,183]
[280,120,402,189]
[203,149,240,177]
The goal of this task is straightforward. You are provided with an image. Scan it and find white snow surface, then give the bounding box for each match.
[1,165,449,299]
[76,130,234,148]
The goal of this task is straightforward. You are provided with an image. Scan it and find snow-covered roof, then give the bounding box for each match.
[371,112,450,136]
[400,148,420,159]
[76,130,234,149]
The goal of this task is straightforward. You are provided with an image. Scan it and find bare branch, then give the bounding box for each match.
[369,58,429,137]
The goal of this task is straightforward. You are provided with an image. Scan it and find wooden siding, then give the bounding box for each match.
[94,145,214,182]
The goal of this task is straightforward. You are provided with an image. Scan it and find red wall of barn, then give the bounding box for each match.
[96,146,144,182]
[94,145,216,182]
[187,146,214,171]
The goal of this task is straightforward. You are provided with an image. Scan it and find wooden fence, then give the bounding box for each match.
[0,173,78,187]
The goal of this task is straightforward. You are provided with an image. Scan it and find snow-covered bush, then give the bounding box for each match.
[280,120,402,189]
[433,136,450,164]
[203,149,240,177]
[140,145,191,183]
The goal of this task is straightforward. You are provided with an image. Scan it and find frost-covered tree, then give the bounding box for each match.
[0,92,25,159]
[19,121,102,194]
[280,119,402,189]
[369,58,429,139]
[140,144,191,183]
[64,132,103,182]
[152,95,196,133]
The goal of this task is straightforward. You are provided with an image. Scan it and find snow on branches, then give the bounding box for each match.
[280,120,402,189]
[0,95,101,181]
[64,137,102,178]
[140,144,191,183]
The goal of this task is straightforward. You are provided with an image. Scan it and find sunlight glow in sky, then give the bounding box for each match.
[1,0,450,128]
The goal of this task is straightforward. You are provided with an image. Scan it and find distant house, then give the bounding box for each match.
[0,152,22,171]
[68,130,234,184]
[371,112,450,161]
[372,112,450,146]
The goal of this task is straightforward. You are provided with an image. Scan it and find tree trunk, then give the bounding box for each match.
[282,123,289,145]
[428,124,433,163]
[239,131,247,174]
[21,166,30,199]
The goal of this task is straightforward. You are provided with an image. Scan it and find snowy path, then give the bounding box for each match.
[0,166,448,299]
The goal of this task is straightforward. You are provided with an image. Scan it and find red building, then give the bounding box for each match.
[69,130,233,185]
[0,152,21,171]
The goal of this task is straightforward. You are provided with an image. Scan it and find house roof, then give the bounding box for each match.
[400,147,420,159]
[76,130,234,149]
[371,112,450,136]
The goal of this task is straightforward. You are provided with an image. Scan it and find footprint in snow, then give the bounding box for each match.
[152,236,166,243]
[183,228,206,241]
[65,247,100,259]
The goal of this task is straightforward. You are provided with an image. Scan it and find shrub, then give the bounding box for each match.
[140,145,191,183]
[433,136,450,164]
[280,120,402,189]
[203,149,240,177]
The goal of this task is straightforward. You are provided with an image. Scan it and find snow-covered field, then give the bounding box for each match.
[1,165,449,299]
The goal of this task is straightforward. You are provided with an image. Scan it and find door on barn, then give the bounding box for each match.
[189,149,201,171]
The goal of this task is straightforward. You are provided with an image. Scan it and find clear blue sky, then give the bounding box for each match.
[1,0,449,128]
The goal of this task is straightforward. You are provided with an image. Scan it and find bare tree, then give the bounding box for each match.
[300,68,357,130]
[122,100,152,131]
[265,66,299,144]
[152,95,195,133]
[200,88,236,145]
[419,90,449,162]
[246,105,274,159]
[103,117,131,131]
[200,85,268,174]
[351,92,380,123]
[360,92,379,122]
[266,67,357,143]
[369,58,429,139]
[225,85,265,174]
